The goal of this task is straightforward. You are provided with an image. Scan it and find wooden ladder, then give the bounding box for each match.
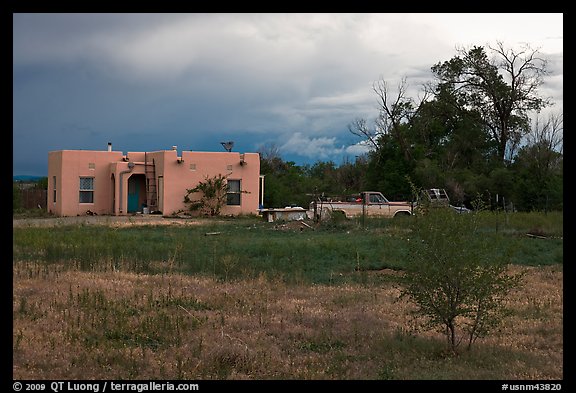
[144,152,158,211]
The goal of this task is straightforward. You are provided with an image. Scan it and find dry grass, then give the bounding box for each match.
[13,261,562,380]
[12,215,217,228]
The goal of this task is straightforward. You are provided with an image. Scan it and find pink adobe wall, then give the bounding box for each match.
[47,151,62,215]
[160,150,260,216]
[48,150,123,216]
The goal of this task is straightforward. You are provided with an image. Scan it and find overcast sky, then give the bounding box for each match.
[12,13,563,176]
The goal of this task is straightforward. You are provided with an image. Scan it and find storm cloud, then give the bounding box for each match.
[13,13,563,175]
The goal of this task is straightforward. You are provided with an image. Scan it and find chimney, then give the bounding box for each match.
[172,145,177,151]
[107,142,112,152]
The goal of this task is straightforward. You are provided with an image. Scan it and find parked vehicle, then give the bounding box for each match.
[419,188,471,214]
[309,191,413,221]
[309,188,470,221]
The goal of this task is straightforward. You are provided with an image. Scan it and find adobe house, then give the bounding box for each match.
[47,143,263,217]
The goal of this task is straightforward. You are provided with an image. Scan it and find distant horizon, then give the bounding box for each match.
[13,175,46,180]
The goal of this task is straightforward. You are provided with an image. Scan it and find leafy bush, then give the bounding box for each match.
[183,174,229,216]
[399,208,523,353]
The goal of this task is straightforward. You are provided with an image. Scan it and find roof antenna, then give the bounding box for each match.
[221,141,234,152]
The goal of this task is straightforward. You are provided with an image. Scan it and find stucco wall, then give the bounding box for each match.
[48,150,123,216]
[161,150,260,216]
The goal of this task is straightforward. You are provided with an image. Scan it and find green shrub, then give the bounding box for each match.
[399,208,523,353]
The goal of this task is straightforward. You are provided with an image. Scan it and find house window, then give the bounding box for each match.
[226,165,233,171]
[52,176,56,203]
[88,163,96,170]
[189,163,196,171]
[226,179,241,206]
[79,177,94,203]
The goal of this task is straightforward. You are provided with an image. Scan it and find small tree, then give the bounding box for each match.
[13,182,23,212]
[399,207,523,354]
[35,176,48,190]
[183,174,229,216]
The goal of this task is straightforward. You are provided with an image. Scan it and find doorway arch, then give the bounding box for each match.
[127,174,146,213]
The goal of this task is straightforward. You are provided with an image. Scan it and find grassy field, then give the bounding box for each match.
[13,212,563,380]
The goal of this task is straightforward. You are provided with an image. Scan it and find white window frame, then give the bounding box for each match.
[79,177,94,204]
[226,179,241,206]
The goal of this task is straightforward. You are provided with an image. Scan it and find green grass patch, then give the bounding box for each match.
[13,212,562,285]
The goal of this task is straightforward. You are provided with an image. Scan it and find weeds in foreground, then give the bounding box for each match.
[13,262,562,380]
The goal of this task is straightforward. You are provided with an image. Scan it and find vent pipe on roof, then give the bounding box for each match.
[107,142,112,152]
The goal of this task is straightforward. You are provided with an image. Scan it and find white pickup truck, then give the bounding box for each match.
[309,191,413,220]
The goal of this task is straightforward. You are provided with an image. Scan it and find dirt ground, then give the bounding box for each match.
[12,214,211,228]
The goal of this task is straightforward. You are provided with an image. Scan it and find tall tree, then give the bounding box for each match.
[348,76,431,164]
[408,89,494,172]
[511,112,563,211]
[525,111,563,157]
[431,42,551,163]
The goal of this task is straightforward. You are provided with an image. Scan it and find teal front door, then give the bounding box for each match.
[128,176,139,213]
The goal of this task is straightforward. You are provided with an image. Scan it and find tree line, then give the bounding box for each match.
[260,42,563,212]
